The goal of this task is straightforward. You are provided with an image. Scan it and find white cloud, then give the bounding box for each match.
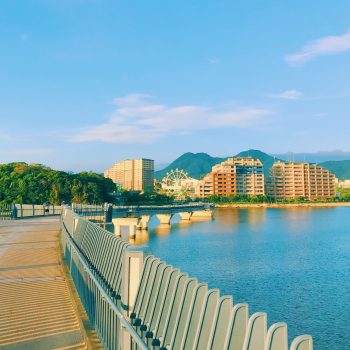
[285,28,350,66]
[269,90,303,100]
[70,94,272,144]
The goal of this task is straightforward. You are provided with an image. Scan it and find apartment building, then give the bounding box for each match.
[104,158,154,192]
[196,157,265,197]
[266,161,336,200]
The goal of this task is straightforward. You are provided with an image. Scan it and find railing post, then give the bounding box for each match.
[11,204,17,220]
[104,203,113,223]
[121,246,150,349]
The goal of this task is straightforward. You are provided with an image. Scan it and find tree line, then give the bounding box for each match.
[201,193,350,204]
[0,162,115,205]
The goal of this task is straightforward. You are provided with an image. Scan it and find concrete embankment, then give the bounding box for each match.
[215,202,350,209]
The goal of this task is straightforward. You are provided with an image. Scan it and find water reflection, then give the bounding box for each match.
[132,230,150,245]
[212,208,267,234]
[143,207,350,350]
[153,224,172,238]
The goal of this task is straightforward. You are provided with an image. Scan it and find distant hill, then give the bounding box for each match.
[155,150,282,179]
[276,150,350,163]
[155,152,226,179]
[235,150,282,176]
[319,160,350,180]
[155,150,350,181]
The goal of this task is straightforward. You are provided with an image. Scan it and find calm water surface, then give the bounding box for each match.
[132,207,350,350]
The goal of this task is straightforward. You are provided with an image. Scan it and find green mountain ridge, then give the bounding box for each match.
[155,150,281,179]
[155,150,350,180]
[235,150,280,176]
[155,152,226,180]
[319,160,350,180]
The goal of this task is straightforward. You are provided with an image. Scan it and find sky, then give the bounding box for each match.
[1,0,350,172]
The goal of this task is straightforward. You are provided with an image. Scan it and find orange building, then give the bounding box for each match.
[266,161,336,200]
[196,157,265,197]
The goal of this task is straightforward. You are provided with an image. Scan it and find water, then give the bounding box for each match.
[133,207,350,350]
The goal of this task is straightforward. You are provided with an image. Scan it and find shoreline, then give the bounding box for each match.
[214,202,350,209]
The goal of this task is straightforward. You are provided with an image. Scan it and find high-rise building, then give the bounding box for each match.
[104,159,154,192]
[266,161,336,200]
[195,157,265,197]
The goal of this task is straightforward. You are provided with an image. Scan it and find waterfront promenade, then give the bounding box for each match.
[0,217,88,349]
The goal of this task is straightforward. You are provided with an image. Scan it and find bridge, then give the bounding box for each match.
[0,204,314,350]
[72,203,214,237]
[0,216,100,349]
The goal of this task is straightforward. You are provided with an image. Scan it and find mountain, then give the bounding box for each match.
[319,160,350,180]
[155,152,226,180]
[155,150,350,181]
[155,150,280,179]
[235,150,282,176]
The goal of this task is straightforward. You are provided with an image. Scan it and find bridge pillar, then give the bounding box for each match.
[136,215,151,230]
[179,211,193,221]
[191,209,214,218]
[112,218,139,237]
[129,224,137,238]
[114,224,122,237]
[104,202,113,223]
[121,246,150,348]
[157,214,173,225]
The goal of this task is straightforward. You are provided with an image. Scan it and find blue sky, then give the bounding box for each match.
[1,0,350,172]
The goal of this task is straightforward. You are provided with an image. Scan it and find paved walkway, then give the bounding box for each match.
[0,217,87,350]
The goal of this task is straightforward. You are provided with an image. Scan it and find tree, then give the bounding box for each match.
[0,162,115,205]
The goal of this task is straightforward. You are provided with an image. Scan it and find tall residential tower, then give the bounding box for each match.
[104,158,154,192]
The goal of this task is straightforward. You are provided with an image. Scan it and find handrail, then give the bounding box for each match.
[63,207,313,350]
[62,220,149,350]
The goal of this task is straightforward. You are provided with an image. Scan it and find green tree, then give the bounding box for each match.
[0,162,115,205]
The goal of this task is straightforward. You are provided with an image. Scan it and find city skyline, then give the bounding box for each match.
[1,1,350,172]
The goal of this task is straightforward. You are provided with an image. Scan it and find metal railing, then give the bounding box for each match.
[71,202,213,220]
[0,203,62,220]
[61,208,148,350]
[131,257,313,350]
[0,204,12,220]
[14,204,62,218]
[62,207,313,350]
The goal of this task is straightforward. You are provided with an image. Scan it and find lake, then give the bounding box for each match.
[131,207,350,350]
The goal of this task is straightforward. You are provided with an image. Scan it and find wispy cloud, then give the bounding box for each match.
[285,28,350,66]
[269,90,303,100]
[69,94,272,144]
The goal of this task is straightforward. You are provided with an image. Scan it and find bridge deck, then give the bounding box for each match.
[0,217,88,350]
